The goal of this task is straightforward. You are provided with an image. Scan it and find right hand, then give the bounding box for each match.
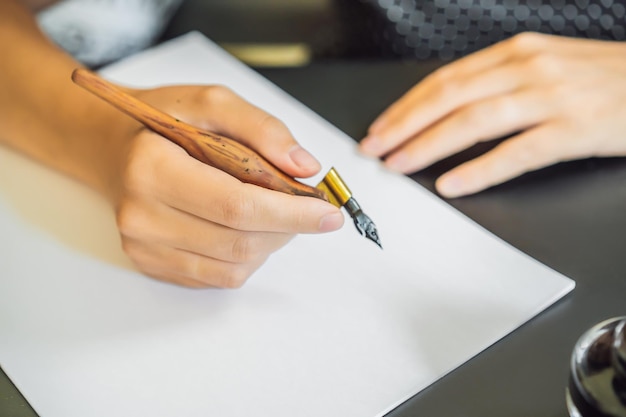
[360,33,626,198]
[104,84,344,288]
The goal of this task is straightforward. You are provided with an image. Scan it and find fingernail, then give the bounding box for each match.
[437,174,465,198]
[359,135,383,156]
[384,152,410,172]
[289,145,320,171]
[319,211,344,232]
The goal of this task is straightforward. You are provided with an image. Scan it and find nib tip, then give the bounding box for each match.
[354,213,382,249]
[365,226,383,249]
[344,197,382,249]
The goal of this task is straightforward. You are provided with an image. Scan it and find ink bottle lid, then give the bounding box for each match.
[567,316,626,417]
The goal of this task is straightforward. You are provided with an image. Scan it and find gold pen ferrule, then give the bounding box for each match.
[317,167,352,208]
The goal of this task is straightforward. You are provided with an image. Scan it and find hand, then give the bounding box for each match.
[103,85,343,288]
[360,33,626,197]
[0,1,342,289]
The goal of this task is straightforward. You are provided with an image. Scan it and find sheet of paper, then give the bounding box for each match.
[0,32,574,417]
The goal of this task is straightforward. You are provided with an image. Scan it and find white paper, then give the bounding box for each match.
[0,32,574,417]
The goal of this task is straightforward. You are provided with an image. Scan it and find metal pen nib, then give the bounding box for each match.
[317,167,382,249]
[344,197,382,248]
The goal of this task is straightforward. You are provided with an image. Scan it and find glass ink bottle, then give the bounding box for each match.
[567,316,626,417]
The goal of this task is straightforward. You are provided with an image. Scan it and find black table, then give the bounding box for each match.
[3,2,626,416]
[258,61,626,417]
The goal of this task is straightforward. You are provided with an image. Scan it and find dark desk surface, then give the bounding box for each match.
[3,2,626,416]
[259,62,626,417]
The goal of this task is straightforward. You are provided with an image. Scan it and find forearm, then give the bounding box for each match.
[0,0,137,199]
[0,0,344,287]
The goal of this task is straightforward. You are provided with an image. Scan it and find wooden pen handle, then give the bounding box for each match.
[71,68,327,200]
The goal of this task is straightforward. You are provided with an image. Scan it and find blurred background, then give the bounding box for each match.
[162,0,626,66]
[160,0,378,66]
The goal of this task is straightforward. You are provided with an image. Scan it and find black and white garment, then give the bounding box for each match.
[37,0,183,67]
[345,0,626,60]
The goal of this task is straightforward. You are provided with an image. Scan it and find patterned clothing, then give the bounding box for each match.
[37,0,183,67]
[37,0,626,64]
[355,0,626,59]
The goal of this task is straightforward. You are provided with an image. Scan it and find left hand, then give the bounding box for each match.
[359,33,626,197]
[89,84,343,288]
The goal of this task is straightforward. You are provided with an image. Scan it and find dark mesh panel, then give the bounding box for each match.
[335,0,626,60]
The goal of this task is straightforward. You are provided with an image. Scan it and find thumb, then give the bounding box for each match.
[181,85,321,179]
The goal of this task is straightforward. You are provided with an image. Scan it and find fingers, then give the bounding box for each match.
[361,35,510,150]
[166,85,321,179]
[117,130,343,288]
[123,132,344,235]
[434,124,571,198]
[122,238,269,289]
[359,32,589,159]
[117,196,293,264]
[383,89,549,173]
[204,87,321,178]
[361,56,532,158]
[358,32,626,199]
[115,84,344,289]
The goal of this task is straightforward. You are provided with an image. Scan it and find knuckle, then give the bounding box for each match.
[115,201,143,238]
[220,190,254,230]
[230,234,263,263]
[435,81,458,102]
[428,65,453,86]
[175,256,210,287]
[199,84,235,108]
[457,98,511,128]
[289,210,308,233]
[458,103,487,126]
[221,266,252,289]
[503,138,548,169]
[257,114,289,139]
[419,66,456,101]
[489,96,521,125]
[429,71,460,100]
[186,260,251,289]
[507,32,543,52]
[119,237,138,259]
[524,52,562,77]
